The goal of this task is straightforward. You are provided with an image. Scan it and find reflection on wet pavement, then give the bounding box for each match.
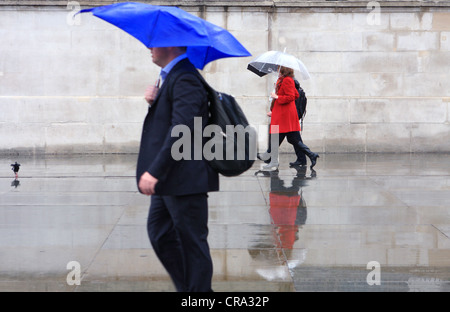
[0,153,449,291]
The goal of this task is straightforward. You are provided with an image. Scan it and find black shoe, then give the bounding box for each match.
[289,161,307,167]
[310,154,319,169]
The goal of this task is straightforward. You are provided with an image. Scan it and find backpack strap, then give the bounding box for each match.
[166,69,214,104]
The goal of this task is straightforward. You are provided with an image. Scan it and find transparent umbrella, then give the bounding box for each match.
[247,50,310,80]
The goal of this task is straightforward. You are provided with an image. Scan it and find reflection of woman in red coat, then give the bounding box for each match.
[261,66,319,170]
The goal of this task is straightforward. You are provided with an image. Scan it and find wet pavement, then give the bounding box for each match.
[0,152,449,292]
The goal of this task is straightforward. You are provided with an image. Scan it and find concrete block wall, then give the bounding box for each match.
[0,7,152,154]
[255,7,450,154]
[0,2,449,154]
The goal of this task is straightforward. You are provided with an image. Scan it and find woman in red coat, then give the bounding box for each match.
[260,66,319,170]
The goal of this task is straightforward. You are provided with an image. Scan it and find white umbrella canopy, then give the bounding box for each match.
[247,50,311,80]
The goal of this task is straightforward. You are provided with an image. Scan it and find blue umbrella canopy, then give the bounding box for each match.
[79,2,251,69]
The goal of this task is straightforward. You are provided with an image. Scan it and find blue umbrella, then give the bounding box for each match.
[78,2,251,69]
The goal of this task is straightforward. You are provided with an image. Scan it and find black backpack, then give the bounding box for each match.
[170,71,257,177]
[294,79,307,125]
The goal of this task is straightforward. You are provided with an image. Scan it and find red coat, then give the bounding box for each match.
[269,193,301,249]
[269,76,300,134]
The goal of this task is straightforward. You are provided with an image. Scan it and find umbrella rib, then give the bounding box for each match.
[148,9,162,47]
[202,45,210,69]
[199,20,214,69]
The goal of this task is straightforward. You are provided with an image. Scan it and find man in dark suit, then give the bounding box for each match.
[137,46,219,292]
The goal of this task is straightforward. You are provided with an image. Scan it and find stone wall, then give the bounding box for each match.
[0,1,449,154]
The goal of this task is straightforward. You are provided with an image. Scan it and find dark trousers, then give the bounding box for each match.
[147,193,213,292]
[268,131,307,164]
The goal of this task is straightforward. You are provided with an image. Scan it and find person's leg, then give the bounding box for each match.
[164,193,213,292]
[289,132,319,169]
[263,133,285,170]
[286,132,307,166]
[147,195,186,292]
[258,134,285,163]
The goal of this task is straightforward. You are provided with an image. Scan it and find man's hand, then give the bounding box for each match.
[144,84,159,105]
[139,172,159,196]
